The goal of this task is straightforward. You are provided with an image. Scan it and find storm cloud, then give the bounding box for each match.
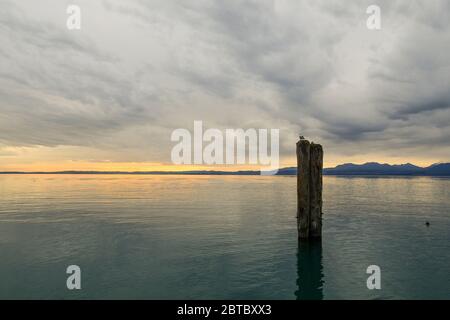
[0,0,449,167]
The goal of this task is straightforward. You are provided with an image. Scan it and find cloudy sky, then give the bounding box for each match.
[0,0,449,171]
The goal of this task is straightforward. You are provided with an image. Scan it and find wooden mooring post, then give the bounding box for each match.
[297,138,323,239]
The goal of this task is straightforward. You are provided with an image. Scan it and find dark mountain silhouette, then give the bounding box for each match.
[423,163,450,175]
[275,162,450,176]
[323,162,424,175]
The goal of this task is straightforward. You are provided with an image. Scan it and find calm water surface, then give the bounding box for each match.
[0,175,449,299]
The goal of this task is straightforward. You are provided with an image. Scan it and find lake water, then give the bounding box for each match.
[0,174,449,299]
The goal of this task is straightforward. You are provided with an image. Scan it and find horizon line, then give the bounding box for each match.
[0,161,448,175]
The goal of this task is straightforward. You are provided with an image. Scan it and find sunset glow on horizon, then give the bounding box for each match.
[0,156,443,172]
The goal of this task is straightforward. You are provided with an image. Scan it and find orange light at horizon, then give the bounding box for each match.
[0,157,441,172]
[0,161,277,172]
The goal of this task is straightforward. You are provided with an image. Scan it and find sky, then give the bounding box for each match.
[0,0,449,171]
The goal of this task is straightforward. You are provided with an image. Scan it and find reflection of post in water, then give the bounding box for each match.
[295,239,324,300]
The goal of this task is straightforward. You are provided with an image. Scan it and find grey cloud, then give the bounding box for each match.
[0,0,449,163]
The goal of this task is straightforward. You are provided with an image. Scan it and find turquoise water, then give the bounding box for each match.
[0,174,449,299]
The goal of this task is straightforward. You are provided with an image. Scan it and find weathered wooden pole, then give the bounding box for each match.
[297,138,323,240]
[309,143,323,238]
[297,139,311,239]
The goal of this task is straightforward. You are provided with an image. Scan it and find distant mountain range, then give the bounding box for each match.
[1,162,450,176]
[276,162,450,176]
